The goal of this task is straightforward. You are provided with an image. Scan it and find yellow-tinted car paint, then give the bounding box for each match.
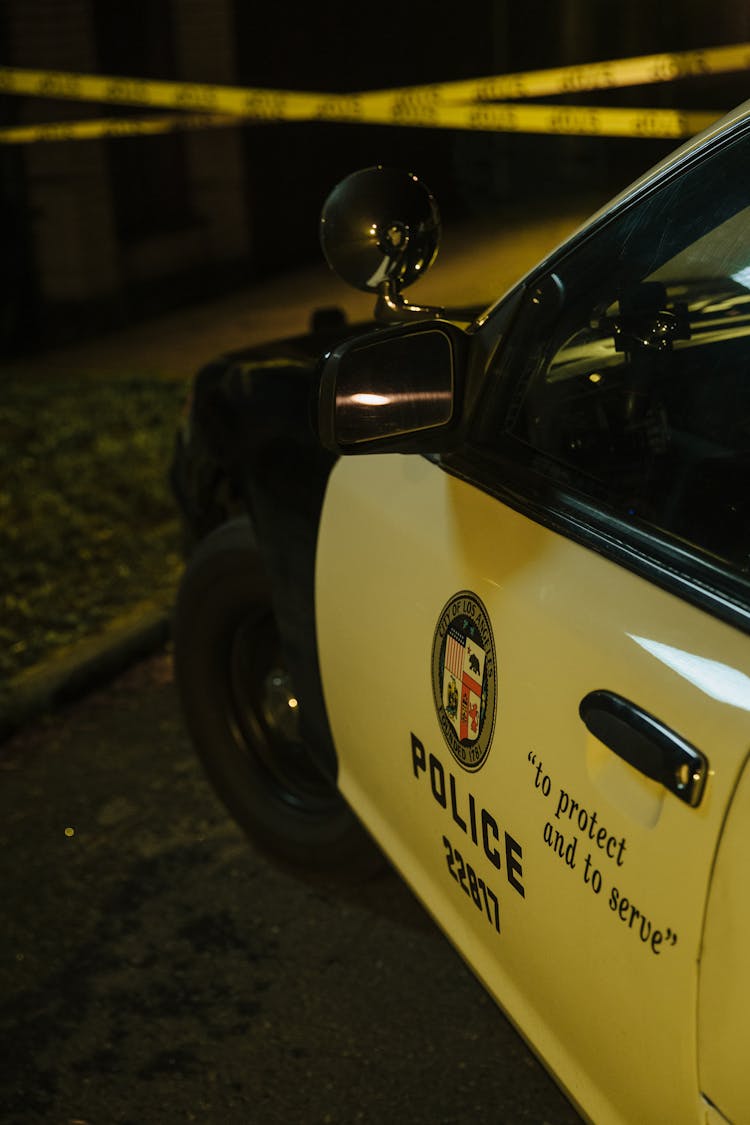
[316,454,750,1125]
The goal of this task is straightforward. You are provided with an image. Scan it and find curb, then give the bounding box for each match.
[0,600,172,743]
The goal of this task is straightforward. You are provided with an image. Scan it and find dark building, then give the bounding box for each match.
[2,0,749,352]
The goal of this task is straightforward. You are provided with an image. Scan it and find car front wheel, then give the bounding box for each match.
[172,517,380,873]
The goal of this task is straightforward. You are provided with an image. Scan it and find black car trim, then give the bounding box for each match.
[439,447,750,637]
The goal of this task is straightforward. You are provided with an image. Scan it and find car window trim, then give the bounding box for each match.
[452,119,750,636]
[439,445,750,636]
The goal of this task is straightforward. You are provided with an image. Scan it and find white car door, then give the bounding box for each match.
[316,121,750,1125]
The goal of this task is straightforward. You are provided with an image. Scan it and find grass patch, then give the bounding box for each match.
[0,373,186,681]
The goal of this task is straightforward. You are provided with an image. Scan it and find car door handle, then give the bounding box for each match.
[579,690,708,807]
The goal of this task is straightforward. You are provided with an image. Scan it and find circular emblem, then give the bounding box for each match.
[431,591,497,772]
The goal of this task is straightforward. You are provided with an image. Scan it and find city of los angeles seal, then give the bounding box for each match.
[431,591,497,772]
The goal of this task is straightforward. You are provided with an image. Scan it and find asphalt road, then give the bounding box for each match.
[0,650,584,1125]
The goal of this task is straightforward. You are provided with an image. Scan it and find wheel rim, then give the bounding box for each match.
[227,611,339,814]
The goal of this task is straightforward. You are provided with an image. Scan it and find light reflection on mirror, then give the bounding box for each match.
[351,393,391,406]
[334,328,454,444]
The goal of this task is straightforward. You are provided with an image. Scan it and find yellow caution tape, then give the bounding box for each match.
[0,113,236,144]
[0,38,746,142]
[363,41,750,106]
[0,67,320,119]
[310,101,720,138]
[0,103,722,143]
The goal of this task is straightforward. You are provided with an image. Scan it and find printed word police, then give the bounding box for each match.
[411,732,525,898]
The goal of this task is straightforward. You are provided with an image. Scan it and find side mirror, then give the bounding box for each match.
[320,167,444,323]
[317,319,467,455]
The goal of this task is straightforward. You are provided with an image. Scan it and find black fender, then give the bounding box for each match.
[170,314,377,778]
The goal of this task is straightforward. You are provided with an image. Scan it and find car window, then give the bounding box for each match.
[480,129,750,587]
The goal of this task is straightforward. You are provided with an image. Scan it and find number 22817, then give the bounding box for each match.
[442,835,501,934]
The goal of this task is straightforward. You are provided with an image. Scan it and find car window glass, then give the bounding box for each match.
[488,131,750,582]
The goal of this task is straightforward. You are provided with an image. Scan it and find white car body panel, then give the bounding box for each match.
[316,454,750,1124]
[699,754,750,1123]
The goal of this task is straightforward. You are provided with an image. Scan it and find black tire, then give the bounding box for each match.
[173,517,380,873]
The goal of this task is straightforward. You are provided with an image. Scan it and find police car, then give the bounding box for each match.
[171,102,750,1125]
